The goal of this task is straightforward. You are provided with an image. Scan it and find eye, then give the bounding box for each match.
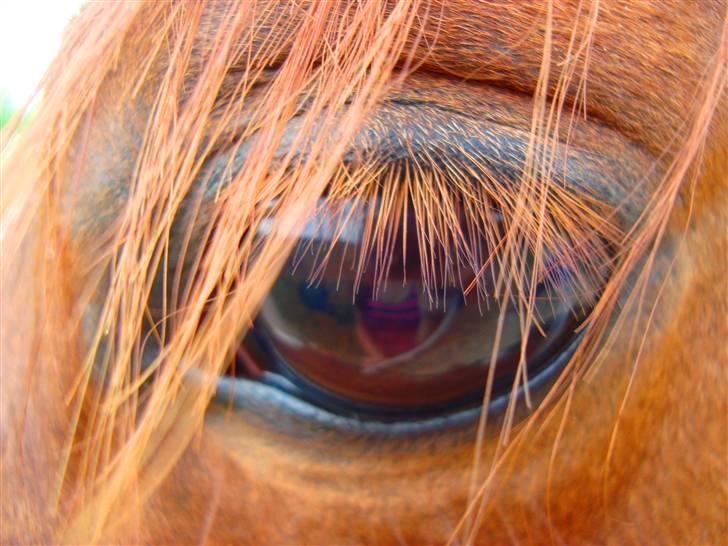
[221,198,593,422]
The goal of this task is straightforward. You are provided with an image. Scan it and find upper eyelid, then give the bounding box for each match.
[201,88,656,231]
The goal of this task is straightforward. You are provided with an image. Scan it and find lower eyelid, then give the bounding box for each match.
[212,374,482,437]
[209,332,582,437]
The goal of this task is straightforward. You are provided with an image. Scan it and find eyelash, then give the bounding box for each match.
[250,163,615,299]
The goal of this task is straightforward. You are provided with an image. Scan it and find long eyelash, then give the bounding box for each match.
[290,158,617,311]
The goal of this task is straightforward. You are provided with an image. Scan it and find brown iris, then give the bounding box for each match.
[229,203,588,420]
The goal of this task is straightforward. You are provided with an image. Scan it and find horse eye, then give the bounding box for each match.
[223,201,591,422]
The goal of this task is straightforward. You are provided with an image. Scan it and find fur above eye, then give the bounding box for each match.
[221,200,594,422]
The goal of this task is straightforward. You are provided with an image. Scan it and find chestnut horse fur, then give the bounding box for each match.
[1,1,726,544]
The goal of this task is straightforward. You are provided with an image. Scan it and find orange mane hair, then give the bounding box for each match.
[1,1,726,543]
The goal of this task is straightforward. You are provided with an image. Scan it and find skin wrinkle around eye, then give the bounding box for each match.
[71,70,663,443]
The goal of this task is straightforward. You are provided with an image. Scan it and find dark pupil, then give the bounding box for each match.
[234,204,583,419]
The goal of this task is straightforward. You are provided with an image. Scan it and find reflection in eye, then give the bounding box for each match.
[223,199,594,422]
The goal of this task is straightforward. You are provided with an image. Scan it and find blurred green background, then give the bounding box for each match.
[1,93,14,129]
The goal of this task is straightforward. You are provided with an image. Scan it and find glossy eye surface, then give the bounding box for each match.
[228,201,592,421]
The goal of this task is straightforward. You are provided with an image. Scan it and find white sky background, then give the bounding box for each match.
[0,0,87,107]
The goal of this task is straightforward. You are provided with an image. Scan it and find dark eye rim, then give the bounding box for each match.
[213,324,584,432]
[245,305,581,421]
